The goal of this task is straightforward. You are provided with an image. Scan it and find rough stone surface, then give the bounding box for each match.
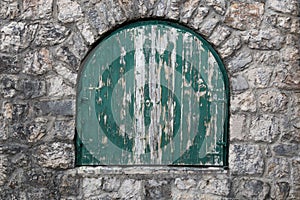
[0,0,299,199]
[34,142,74,169]
[229,144,264,175]
[58,0,83,23]
[233,178,270,199]
[225,2,264,30]
[249,115,280,143]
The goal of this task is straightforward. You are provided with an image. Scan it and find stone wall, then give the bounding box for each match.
[0,0,299,199]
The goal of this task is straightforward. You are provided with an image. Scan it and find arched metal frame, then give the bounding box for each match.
[75,20,229,167]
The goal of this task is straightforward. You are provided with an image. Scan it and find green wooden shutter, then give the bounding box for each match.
[76,20,229,166]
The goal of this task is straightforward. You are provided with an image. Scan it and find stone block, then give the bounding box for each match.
[267,157,290,179]
[0,22,38,53]
[205,0,226,15]
[57,0,83,23]
[17,78,46,99]
[0,0,19,19]
[228,51,252,73]
[22,0,53,20]
[229,114,246,141]
[33,24,71,46]
[47,76,75,98]
[102,177,121,192]
[258,90,288,112]
[199,17,219,37]
[225,2,264,30]
[0,54,20,74]
[175,178,197,190]
[145,179,170,199]
[77,20,96,45]
[189,6,209,30]
[219,35,242,58]
[82,177,103,198]
[231,74,249,92]
[232,178,270,199]
[244,26,285,50]
[208,25,231,46]
[231,90,256,112]
[3,102,29,122]
[36,100,75,116]
[246,67,273,88]
[273,143,299,157]
[59,173,80,196]
[34,142,74,169]
[118,179,144,199]
[23,48,52,75]
[0,75,18,98]
[53,64,77,85]
[52,120,75,140]
[229,144,264,175]
[180,0,201,23]
[249,115,280,143]
[271,182,290,199]
[197,176,230,196]
[0,155,8,186]
[267,0,299,15]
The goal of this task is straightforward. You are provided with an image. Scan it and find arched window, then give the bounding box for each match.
[76,20,229,167]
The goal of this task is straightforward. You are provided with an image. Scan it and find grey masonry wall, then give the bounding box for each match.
[0,0,299,199]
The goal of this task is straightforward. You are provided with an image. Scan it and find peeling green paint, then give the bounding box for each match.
[76,20,229,166]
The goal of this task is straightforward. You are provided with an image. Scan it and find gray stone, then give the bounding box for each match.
[267,157,290,179]
[118,179,144,199]
[267,0,299,15]
[3,103,29,122]
[197,176,230,196]
[231,90,256,112]
[249,115,280,143]
[0,54,20,74]
[0,22,38,53]
[82,177,103,198]
[0,75,18,98]
[54,64,77,85]
[59,173,80,196]
[165,0,181,20]
[258,90,288,112]
[233,178,270,199]
[273,143,299,157]
[26,117,48,143]
[51,120,75,140]
[22,0,53,20]
[0,155,8,186]
[34,24,71,46]
[219,35,242,58]
[34,142,74,169]
[23,48,52,75]
[17,78,46,99]
[253,50,281,66]
[199,17,219,37]
[189,6,210,30]
[175,178,197,190]
[231,74,249,92]
[244,25,285,50]
[55,34,88,70]
[77,20,97,45]
[228,51,252,72]
[180,0,201,23]
[36,100,75,116]
[0,0,20,19]
[57,0,83,23]
[208,25,231,46]
[146,179,170,199]
[246,67,273,88]
[47,75,75,98]
[229,144,264,175]
[225,2,264,30]
[205,0,226,15]
[230,114,246,141]
[271,182,290,199]
[102,177,121,192]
